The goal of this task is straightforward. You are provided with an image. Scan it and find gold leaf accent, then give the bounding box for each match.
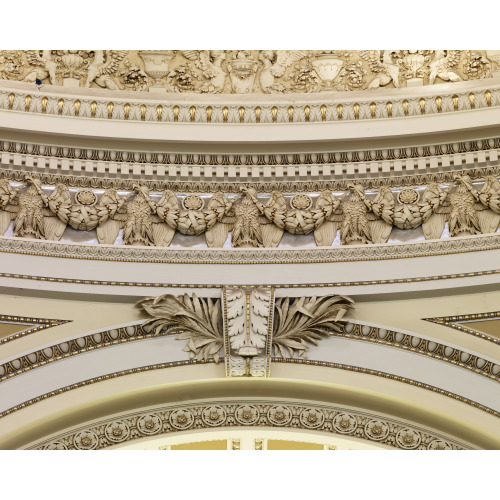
[469,92,475,109]
[402,99,409,117]
[90,101,97,118]
[24,95,31,112]
[74,99,80,117]
[320,104,326,121]
[288,105,294,123]
[222,106,228,123]
[370,102,376,119]
[452,94,459,111]
[386,101,392,118]
[156,104,163,122]
[8,93,15,110]
[140,104,146,121]
[238,106,245,123]
[485,90,491,107]
[353,103,359,120]
[271,106,278,123]
[173,105,179,122]
[190,105,196,123]
[124,103,130,120]
[304,105,310,122]
[206,106,212,123]
[419,98,425,115]
[107,102,114,119]
[435,96,442,113]
[255,106,261,123]
[41,96,48,114]
[58,98,64,115]
[336,104,343,121]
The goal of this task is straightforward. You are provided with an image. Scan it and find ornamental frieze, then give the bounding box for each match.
[30,401,469,450]
[0,51,496,94]
[1,175,500,248]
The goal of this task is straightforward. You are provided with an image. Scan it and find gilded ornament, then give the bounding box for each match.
[238,106,245,123]
[267,405,292,426]
[8,93,14,110]
[235,405,259,425]
[73,99,80,117]
[299,408,325,429]
[137,414,162,435]
[435,95,442,113]
[255,106,261,123]
[24,94,31,112]
[107,101,114,119]
[202,405,226,426]
[41,96,48,114]
[173,105,179,122]
[73,430,98,450]
[419,97,425,115]
[353,102,359,120]
[337,103,343,120]
[469,92,475,109]
[386,101,392,118]
[90,100,97,118]
[222,106,228,123]
[370,101,376,118]
[364,419,390,441]
[57,98,64,115]
[304,105,310,122]
[288,105,294,123]
[105,421,129,443]
[206,106,212,123]
[156,104,163,122]
[169,409,194,430]
[396,429,421,449]
[123,102,130,120]
[333,413,357,434]
[189,105,196,123]
[452,94,459,111]
[485,89,492,107]
[402,99,409,116]
[140,104,146,121]
[271,106,278,123]
[320,104,326,121]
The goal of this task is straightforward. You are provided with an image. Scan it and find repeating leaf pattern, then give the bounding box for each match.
[137,293,223,363]
[272,295,354,358]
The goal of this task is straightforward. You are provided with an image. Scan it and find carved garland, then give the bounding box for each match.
[29,401,469,450]
[2,175,500,248]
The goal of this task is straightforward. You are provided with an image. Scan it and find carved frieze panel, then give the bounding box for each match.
[1,51,495,94]
[30,401,469,450]
[2,175,500,248]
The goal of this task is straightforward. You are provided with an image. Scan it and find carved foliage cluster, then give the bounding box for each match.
[137,292,354,364]
[0,50,495,94]
[2,175,500,248]
[34,403,465,450]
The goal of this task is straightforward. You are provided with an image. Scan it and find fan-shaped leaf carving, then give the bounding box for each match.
[137,293,223,363]
[272,295,354,358]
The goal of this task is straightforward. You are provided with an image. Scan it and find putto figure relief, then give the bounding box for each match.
[1,50,495,93]
[1,177,499,247]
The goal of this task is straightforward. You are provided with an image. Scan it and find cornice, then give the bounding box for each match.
[1,137,499,192]
[28,400,470,450]
[0,234,499,264]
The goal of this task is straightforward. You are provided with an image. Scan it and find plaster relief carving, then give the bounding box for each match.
[138,293,223,363]
[137,290,353,376]
[2,50,495,94]
[272,295,354,358]
[1,177,499,247]
[222,287,275,377]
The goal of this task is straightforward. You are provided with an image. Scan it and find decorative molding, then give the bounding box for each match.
[2,50,495,96]
[0,268,499,289]
[222,287,275,377]
[1,231,500,266]
[425,312,500,345]
[0,314,69,346]
[29,400,471,450]
[0,358,498,424]
[1,138,500,193]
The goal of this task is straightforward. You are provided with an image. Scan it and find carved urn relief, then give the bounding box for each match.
[138,50,176,91]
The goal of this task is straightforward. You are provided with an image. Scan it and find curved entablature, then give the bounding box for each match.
[1,176,500,249]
